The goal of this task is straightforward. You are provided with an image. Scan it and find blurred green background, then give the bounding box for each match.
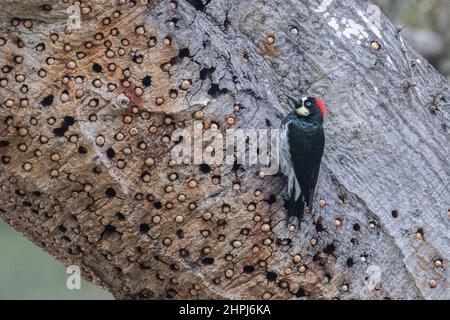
[0,0,449,300]
[0,221,112,299]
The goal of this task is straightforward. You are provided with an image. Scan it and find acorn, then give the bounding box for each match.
[180,80,191,90]
[370,41,381,51]
[429,279,437,288]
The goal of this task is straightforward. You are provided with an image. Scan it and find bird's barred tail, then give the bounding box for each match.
[285,190,306,227]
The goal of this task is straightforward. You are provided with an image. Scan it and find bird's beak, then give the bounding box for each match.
[285,95,302,108]
[296,106,310,117]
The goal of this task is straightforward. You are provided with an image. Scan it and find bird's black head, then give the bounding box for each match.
[286,96,326,123]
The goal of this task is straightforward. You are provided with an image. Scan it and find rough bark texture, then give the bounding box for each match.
[0,0,449,300]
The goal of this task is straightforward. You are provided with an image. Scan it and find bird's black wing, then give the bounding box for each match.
[287,119,325,214]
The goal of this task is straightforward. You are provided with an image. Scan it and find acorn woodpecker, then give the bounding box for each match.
[280,96,326,226]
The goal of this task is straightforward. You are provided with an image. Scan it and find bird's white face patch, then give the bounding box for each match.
[301,97,308,105]
[296,97,310,117]
[296,107,310,117]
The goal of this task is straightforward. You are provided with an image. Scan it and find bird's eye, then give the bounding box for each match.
[306,102,312,107]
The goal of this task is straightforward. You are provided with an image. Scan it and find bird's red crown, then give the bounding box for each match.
[315,98,326,120]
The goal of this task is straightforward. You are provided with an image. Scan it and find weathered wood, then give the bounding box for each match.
[0,0,449,299]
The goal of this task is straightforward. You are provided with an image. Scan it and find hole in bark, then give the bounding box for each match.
[391,210,399,218]
[266,271,277,282]
[179,248,190,258]
[93,166,102,175]
[101,224,118,239]
[416,228,424,239]
[199,66,215,80]
[200,230,211,238]
[346,257,354,268]
[222,204,231,213]
[323,243,336,255]
[169,88,178,97]
[53,127,68,137]
[137,288,154,299]
[176,229,184,239]
[142,75,151,87]
[62,236,71,242]
[240,228,250,235]
[92,63,102,73]
[132,54,143,64]
[105,187,116,198]
[295,288,306,297]
[78,146,87,154]
[58,225,67,233]
[178,47,190,58]
[138,263,150,270]
[353,223,361,232]
[116,212,125,220]
[106,147,115,158]
[166,288,177,299]
[199,163,211,173]
[185,0,208,11]
[154,201,162,209]
[169,17,179,27]
[23,202,32,208]
[140,171,150,182]
[243,265,255,273]
[169,263,179,271]
[139,223,150,234]
[217,219,227,227]
[315,217,325,232]
[40,4,52,11]
[0,140,9,147]
[41,94,54,107]
[266,194,276,204]
[201,257,214,265]
[53,116,75,137]
[275,238,292,246]
[207,83,228,97]
[174,136,183,144]
[265,119,272,127]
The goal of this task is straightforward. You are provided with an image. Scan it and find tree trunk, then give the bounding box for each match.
[0,0,449,300]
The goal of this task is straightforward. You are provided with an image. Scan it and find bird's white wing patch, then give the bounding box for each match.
[280,122,301,201]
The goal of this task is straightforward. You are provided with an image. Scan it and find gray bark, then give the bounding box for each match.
[0,0,449,299]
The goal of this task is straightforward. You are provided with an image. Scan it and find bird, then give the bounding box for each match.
[280,95,326,227]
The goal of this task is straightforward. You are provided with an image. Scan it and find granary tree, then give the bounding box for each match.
[0,0,449,299]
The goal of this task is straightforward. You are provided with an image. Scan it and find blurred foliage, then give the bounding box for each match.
[0,221,112,299]
[373,0,450,80]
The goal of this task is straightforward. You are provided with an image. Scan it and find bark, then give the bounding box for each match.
[0,0,449,300]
